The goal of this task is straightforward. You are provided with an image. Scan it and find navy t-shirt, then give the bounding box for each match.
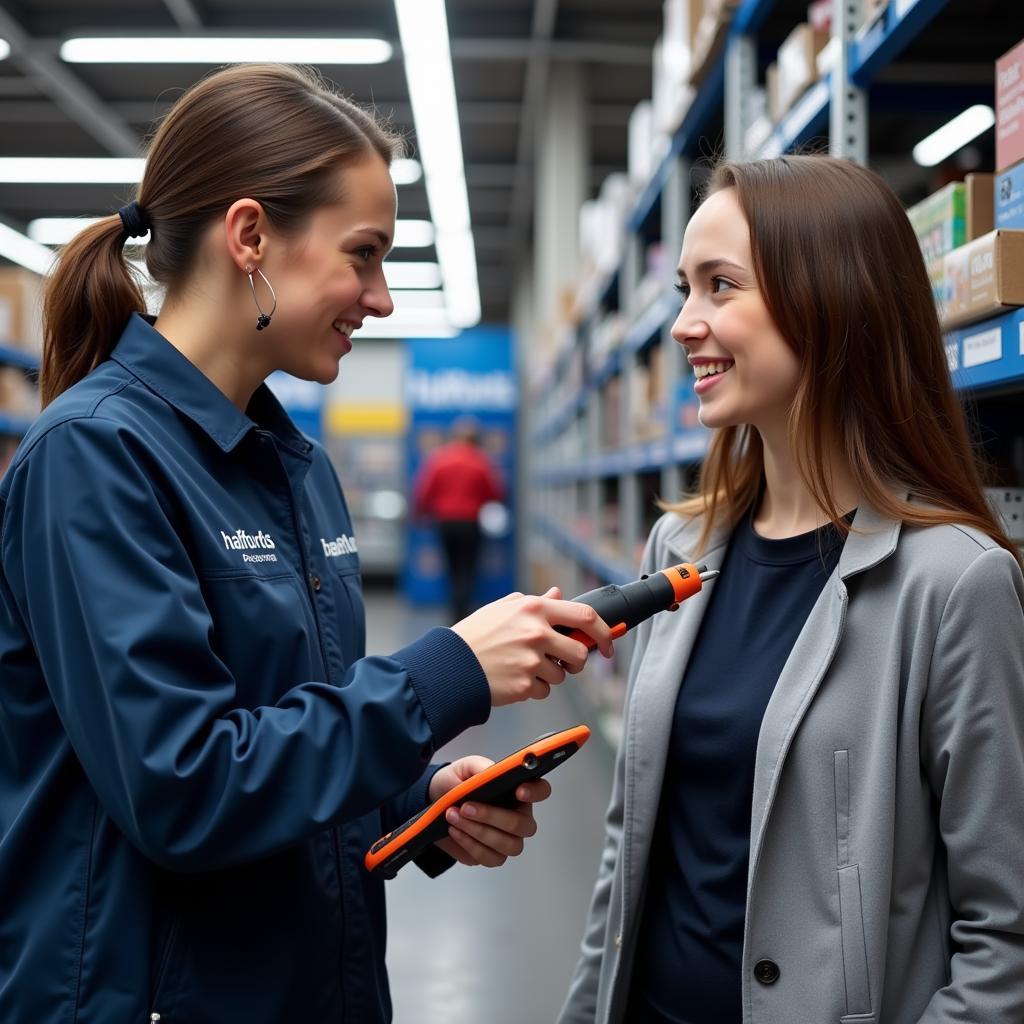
[627,510,847,1024]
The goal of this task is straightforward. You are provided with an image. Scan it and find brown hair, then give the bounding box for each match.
[667,155,1019,564]
[41,63,401,407]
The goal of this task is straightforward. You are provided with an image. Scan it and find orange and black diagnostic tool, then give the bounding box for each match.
[365,725,591,878]
[556,562,720,647]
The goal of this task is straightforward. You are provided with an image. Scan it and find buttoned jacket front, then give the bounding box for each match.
[560,500,1024,1024]
[0,314,490,1023]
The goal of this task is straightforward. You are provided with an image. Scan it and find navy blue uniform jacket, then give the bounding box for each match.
[0,314,491,1022]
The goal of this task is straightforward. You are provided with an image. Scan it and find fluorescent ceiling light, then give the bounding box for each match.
[390,290,446,311]
[29,216,149,246]
[384,261,441,289]
[31,216,434,250]
[0,157,145,183]
[390,159,422,186]
[912,105,996,167]
[0,222,57,275]
[0,39,9,61]
[61,36,392,65]
[356,306,457,339]
[434,229,480,327]
[6,157,418,189]
[394,0,480,327]
[392,220,435,248]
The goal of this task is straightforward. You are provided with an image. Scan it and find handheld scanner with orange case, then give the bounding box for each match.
[556,562,719,646]
[364,725,590,879]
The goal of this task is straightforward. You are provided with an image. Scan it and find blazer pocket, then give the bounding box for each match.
[837,864,872,1018]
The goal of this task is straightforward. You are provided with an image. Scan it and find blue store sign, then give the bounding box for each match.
[404,327,517,610]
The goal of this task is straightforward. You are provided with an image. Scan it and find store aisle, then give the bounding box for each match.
[362,585,617,1024]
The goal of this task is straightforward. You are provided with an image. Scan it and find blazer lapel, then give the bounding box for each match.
[620,523,729,923]
[747,500,902,892]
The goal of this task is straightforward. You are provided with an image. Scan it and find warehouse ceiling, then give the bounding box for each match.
[0,0,665,324]
[0,0,1021,325]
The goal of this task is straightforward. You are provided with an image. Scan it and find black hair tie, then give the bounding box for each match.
[118,201,151,239]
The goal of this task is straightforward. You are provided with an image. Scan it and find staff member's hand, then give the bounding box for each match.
[428,756,551,867]
[452,586,614,706]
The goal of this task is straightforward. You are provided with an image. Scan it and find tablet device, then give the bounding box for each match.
[365,724,591,878]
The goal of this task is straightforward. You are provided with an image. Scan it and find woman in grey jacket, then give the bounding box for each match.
[560,156,1024,1024]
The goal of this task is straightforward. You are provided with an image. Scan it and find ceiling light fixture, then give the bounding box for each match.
[29,216,433,249]
[0,221,56,276]
[60,36,392,65]
[5,156,417,188]
[912,105,996,167]
[393,0,480,328]
[383,262,442,289]
[0,157,145,183]
[392,220,435,249]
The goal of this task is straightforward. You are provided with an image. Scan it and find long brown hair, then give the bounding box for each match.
[41,63,401,407]
[667,155,1019,564]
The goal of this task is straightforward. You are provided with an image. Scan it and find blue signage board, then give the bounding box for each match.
[266,371,325,442]
[404,327,517,610]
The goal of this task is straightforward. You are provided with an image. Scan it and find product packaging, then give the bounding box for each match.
[941,229,1024,329]
[995,159,1024,230]
[776,24,830,116]
[965,173,995,240]
[906,183,966,264]
[996,38,1024,172]
[0,268,43,352]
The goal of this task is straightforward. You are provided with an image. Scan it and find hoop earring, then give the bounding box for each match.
[246,266,277,331]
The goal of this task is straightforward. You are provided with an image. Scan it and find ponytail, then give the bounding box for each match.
[41,215,146,407]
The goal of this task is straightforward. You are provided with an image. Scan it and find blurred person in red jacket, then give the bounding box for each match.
[413,417,505,621]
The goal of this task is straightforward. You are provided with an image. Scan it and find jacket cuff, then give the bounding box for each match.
[392,627,490,749]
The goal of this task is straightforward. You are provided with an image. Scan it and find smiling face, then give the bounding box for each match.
[260,154,397,385]
[672,187,800,436]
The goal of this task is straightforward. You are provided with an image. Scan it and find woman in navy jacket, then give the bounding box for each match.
[0,64,612,1023]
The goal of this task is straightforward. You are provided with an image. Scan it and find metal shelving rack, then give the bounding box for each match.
[528,0,1023,742]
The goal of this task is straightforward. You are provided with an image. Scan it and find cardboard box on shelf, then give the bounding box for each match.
[807,0,832,32]
[776,23,830,116]
[862,0,888,28]
[0,268,43,352]
[663,0,703,85]
[966,173,995,240]
[653,34,693,135]
[996,38,1024,173]
[925,256,949,318]
[765,62,782,123]
[906,183,966,264]
[689,0,737,87]
[941,229,1024,329]
[996,159,1024,230]
[0,366,39,418]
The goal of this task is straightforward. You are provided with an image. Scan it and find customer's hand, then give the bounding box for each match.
[429,756,552,867]
[451,587,614,706]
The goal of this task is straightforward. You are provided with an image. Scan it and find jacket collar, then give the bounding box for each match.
[111,312,312,457]
[664,487,905,580]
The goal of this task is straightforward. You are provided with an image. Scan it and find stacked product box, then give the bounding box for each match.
[906,184,966,313]
[996,40,1024,231]
[0,268,43,353]
[941,230,1024,329]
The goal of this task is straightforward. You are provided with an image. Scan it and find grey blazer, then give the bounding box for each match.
[559,499,1024,1024]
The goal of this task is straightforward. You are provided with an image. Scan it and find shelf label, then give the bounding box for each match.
[945,341,959,372]
[963,327,1003,368]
